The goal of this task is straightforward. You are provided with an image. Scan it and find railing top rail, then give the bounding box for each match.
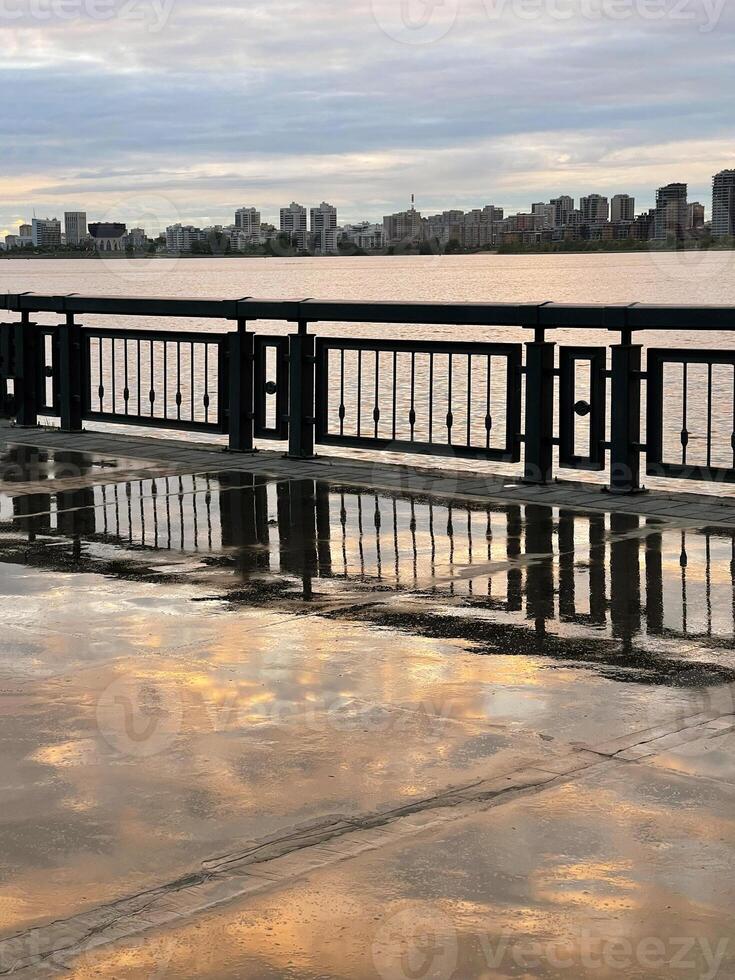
[1,292,735,330]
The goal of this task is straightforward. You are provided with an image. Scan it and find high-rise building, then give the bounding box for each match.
[310,202,338,254]
[712,170,735,238]
[611,194,635,223]
[19,224,32,238]
[64,212,87,246]
[165,224,204,253]
[31,217,61,248]
[549,196,574,227]
[280,202,308,250]
[687,202,705,232]
[653,183,687,240]
[234,207,261,241]
[580,194,609,224]
[383,208,422,246]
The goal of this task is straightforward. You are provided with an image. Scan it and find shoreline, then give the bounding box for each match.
[2,244,735,260]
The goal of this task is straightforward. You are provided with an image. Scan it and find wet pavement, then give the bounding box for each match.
[0,437,734,977]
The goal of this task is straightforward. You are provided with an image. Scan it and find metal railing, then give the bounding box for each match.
[2,292,735,492]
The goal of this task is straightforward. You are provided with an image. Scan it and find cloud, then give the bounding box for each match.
[2,0,734,234]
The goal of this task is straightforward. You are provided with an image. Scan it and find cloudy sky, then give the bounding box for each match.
[2,0,734,235]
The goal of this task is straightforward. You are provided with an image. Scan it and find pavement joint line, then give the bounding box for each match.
[3,704,735,975]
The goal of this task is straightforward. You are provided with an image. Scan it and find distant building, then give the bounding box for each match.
[383,207,422,246]
[712,170,735,238]
[88,222,127,252]
[611,194,635,223]
[234,207,261,242]
[653,183,687,240]
[125,227,148,250]
[687,202,705,232]
[549,196,574,227]
[280,202,308,250]
[19,223,32,238]
[310,202,338,254]
[580,194,609,224]
[424,209,464,247]
[31,217,61,248]
[165,224,204,253]
[64,211,87,246]
[631,209,656,241]
[461,205,503,247]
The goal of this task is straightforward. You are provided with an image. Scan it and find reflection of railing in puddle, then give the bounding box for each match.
[2,475,734,645]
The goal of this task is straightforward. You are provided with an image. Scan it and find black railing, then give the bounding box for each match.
[2,293,735,492]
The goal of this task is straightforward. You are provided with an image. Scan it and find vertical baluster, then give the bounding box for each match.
[204,344,210,424]
[373,350,380,439]
[190,342,195,422]
[466,354,472,447]
[98,339,104,412]
[409,352,416,442]
[163,340,168,420]
[706,361,713,470]
[446,352,453,445]
[428,352,434,444]
[137,339,141,417]
[356,349,362,437]
[485,354,493,449]
[149,340,155,417]
[339,348,345,436]
[392,351,398,441]
[176,341,182,420]
[111,338,116,415]
[123,338,129,416]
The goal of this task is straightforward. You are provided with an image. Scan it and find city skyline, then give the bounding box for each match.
[4,170,731,250]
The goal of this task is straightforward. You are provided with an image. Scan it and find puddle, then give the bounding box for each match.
[0,471,734,686]
[0,444,162,484]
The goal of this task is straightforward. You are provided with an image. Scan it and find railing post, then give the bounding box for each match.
[227,318,254,452]
[608,309,643,493]
[59,313,83,431]
[523,327,555,484]
[14,311,39,427]
[288,319,315,458]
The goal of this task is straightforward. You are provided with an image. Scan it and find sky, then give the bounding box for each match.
[2,0,734,236]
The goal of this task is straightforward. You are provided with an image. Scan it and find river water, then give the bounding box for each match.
[2,253,735,491]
